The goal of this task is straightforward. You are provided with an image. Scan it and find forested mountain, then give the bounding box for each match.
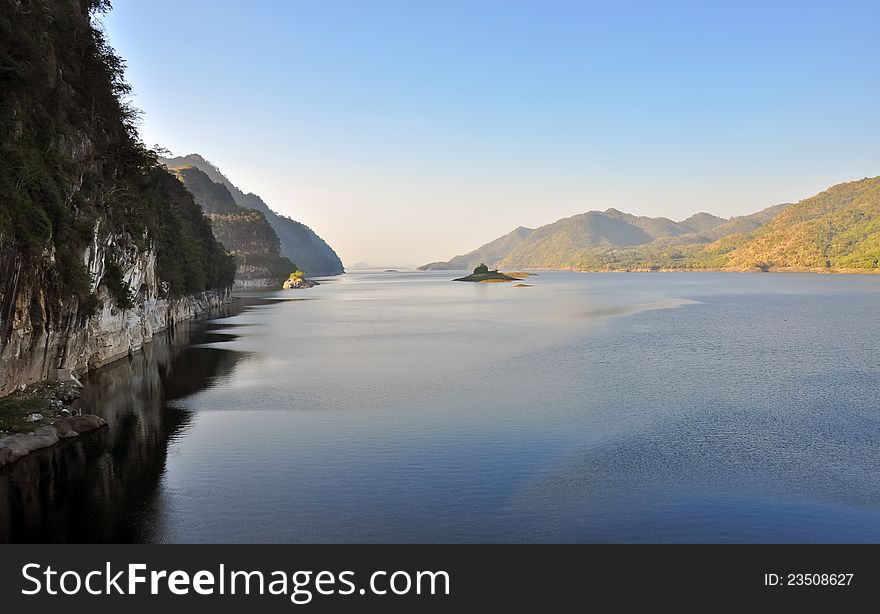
[417,206,777,270]
[496,210,679,269]
[570,178,880,272]
[420,207,772,271]
[160,154,344,276]
[680,212,727,233]
[423,177,880,273]
[171,167,295,285]
[561,203,791,271]
[724,177,880,270]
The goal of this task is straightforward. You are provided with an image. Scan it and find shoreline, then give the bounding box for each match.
[577,267,880,274]
[0,288,232,398]
[0,296,239,470]
[0,414,107,470]
[434,267,880,275]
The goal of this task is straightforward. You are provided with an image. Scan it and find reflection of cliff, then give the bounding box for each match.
[0,299,259,543]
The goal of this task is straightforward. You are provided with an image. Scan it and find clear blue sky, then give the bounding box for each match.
[103,0,880,266]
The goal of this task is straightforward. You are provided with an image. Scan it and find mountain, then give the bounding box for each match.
[692,204,789,241]
[496,210,673,269]
[493,208,726,270]
[423,177,880,273]
[0,1,234,395]
[160,154,344,276]
[569,203,791,271]
[419,226,534,270]
[170,165,241,215]
[600,208,691,239]
[680,212,727,233]
[171,167,295,286]
[422,204,792,271]
[725,177,880,270]
[581,177,880,272]
[420,209,749,271]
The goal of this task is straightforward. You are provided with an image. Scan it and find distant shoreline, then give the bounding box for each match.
[432,267,880,275]
[579,267,880,274]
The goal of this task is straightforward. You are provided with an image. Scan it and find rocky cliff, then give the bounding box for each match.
[0,0,234,396]
[171,166,296,287]
[0,211,231,397]
[161,154,345,276]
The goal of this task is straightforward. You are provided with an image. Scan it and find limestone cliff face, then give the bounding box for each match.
[0,234,229,397]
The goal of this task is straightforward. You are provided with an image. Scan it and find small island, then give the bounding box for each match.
[453,263,528,282]
[283,270,317,289]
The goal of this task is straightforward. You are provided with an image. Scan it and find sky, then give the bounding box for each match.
[102,0,880,267]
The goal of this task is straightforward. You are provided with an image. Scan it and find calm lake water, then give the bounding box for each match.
[2,271,880,543]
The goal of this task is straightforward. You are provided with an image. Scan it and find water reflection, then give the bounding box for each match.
[0,298,265,543]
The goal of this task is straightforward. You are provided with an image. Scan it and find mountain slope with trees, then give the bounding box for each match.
[423,177,880,273]
[171,167,295,285]
[160,154,344,276]
[725,177,880,271]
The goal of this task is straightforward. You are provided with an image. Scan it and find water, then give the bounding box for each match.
[2,271,879,543]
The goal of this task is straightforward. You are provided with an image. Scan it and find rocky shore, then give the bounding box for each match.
[0,415,107,469]
[0,380,107,469]
[0,259,230,398]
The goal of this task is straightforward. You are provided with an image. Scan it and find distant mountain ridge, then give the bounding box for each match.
[680,212,727,233]
[160,154,344,276]
[565,203,791,271]
[420,208,759,271]
[421,176,880,272]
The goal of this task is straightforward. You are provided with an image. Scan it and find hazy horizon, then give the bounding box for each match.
[103,1,880,266]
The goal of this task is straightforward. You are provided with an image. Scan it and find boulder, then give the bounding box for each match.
[52,420,80,439]
[54,414,106,434]
[0,428,59,467]
[32,426,60,446]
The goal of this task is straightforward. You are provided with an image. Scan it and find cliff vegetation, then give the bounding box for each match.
[161,154,344,276]
[0,0,234,394]
[0,0,234,308]
[172,166,295,284]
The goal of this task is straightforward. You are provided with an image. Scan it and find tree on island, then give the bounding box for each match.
[473,263,490,275]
